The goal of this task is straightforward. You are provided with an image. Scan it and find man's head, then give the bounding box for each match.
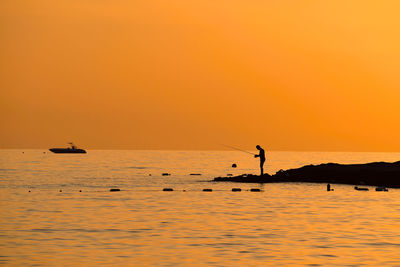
[256,145,261,150]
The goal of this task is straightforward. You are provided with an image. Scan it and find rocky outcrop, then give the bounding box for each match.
[213,161,400,188]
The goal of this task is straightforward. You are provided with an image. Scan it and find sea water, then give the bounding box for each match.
[1,150,400,266]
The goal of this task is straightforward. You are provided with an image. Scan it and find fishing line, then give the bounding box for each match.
[220,144,256,155]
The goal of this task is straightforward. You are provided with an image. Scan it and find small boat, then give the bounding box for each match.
[49,143,86,154]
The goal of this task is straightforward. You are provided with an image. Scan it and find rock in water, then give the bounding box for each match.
[213,161,400,188]
[163,188,174,191]
[375,186,388,192]
[110,188,120,192]
[354,186,369,191]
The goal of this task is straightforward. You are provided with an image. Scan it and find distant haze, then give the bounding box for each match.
[1,0,400,151]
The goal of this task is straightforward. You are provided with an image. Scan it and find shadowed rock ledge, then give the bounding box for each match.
[213,161,400,188]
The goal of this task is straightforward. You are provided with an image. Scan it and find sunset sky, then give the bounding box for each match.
[1,0,400,151]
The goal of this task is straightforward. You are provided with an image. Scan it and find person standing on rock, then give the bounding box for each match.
[254,145,266,175]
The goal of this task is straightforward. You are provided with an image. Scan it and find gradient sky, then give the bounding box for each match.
[1,0,400,151]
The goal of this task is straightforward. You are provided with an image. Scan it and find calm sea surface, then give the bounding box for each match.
[1,150,400,266]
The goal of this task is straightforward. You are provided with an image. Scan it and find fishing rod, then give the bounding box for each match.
[220,144,256,155]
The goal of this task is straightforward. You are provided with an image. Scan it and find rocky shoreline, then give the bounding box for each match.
[213,161,400,188]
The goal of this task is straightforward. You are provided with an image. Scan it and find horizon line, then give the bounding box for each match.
[1,148,400,153]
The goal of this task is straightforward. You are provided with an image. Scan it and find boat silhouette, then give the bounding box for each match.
[49,143,86,154]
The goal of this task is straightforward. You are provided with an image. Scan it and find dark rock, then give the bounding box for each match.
[376,186,388,192]
[250,188,261,192]
[213,161,400,188]
[110,188,120,192]
[232,188,241,192]
[232,164,237,168]
[214,173,272,182]
[163,188,173,191]
[354,186,369,191]
[162,173,171,176]
[203,189,213,192]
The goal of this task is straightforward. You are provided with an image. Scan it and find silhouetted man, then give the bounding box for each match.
[254,145,265,175]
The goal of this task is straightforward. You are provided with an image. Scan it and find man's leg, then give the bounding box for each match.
[260,160,264,175]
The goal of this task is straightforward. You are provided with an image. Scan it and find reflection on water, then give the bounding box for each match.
[1,150,400,266]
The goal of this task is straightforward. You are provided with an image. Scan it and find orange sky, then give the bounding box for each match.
[1,0,400,151]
